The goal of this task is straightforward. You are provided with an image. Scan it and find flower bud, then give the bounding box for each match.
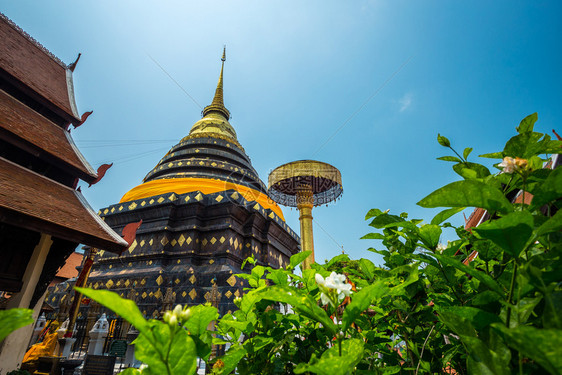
[168,314,178,327]
[163,311,172,324]
[181,308,191,321]
[173,304,182,317]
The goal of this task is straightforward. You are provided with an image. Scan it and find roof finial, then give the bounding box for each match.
[202,46,230,119]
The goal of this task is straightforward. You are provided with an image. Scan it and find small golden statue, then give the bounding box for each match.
[22,320,60,363]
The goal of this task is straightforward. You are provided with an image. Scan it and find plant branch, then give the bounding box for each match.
[505,261,518,328]
[415,324,435,375]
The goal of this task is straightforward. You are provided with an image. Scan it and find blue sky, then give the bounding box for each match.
[2,1,561,265]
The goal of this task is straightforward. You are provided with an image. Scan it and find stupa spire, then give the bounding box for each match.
[202,46,230,119]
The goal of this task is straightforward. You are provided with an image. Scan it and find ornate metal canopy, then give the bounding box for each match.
[268,160,343,207]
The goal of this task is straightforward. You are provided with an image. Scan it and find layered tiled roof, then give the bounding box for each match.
[0,89,97,182]
[0,13,81,124]
[0,157,128,253]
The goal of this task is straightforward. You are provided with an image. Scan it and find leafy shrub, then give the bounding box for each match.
[79,113,562,374]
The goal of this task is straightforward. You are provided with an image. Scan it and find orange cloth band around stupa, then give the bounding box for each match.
[120,177,285,220]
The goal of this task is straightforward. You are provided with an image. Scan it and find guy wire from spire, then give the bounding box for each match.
[146,52,203,109]
[311,55,413,157]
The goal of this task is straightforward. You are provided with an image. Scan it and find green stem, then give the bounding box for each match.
[437,262,464,304]
[415,325,435,375]
[520,179,527,211]
[505,261,518,328]
[338,337,342,356]
[448,146,465,162]
[165,326,177,375]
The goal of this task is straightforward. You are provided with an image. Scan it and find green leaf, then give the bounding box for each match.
[183,304,218,337]
[438,309,476,338]
[437,133,451,147]
[241,255,256,269]
[76,287,149,335]
[453,162,491,179]
[294,339,364,375]
[118,369,141,375]
[417,180,513,214]
[325,253,350,269]
[134,320,198,375]
[266,268,289,286]
[214,344,247,374]
[503,132,543,159]
[342,281,389,331]
[255,285,337,335]
[530,167,562,209]
[536,209,562,237]
[429,252,504,295]
[167,326,198,375]
[289,251,312,270]
[0,308,33,343]
[463,335,511,375]
[463,147,473,160]
[431,207,465,225]
[473,211,534,257]
[251,265,266,281]
[479,151,504,159]
[239,289,262,314]
[358,258,377,282]
[365,208,383,220]
[437,156,462,162]
[441,306,502,331]
[360,232,386,240]
[218,317,250,334]
[245,335,274,352]
[418,224,442,250]
[492,324,562,375]
[369,213,404,228]
[439,311,510,375]
[516,112,538,134]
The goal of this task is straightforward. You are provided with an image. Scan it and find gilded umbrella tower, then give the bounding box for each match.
[268,160,343,269]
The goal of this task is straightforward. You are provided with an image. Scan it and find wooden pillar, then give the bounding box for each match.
[0,233,52,373]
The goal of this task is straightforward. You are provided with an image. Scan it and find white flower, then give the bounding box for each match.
[436,243,447,253]
[315,272,352,307]
[498,157,517,173]
[499,157,527,174]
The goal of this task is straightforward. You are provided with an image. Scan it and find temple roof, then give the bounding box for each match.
[0,13,81,125]
[55,252,84,280]
[0,157,128,253]
[120,50,284,219]
[0,89,98,182]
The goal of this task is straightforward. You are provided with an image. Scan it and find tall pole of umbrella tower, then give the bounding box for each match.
[296,184,315,269]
